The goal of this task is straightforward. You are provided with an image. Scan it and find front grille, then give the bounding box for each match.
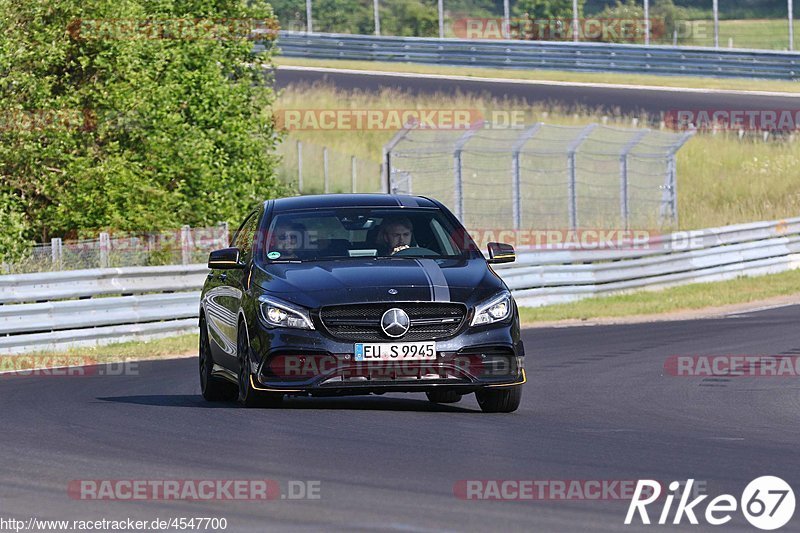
[318,302,467,342]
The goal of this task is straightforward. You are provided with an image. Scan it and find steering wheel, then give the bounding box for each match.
[392,246,438,257]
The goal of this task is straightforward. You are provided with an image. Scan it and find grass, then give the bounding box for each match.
[518,268,800,322]
[275,57,800,94]
[692,19,797,50]
[5,334,199,368]
[274,84,800,229]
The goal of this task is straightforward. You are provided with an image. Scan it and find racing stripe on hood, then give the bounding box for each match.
[416,259,451,302]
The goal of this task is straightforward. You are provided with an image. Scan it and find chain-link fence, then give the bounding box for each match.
[2,224,230,274]
[276,138,383,194]
[272,0,797,51]
[386,122,693,230]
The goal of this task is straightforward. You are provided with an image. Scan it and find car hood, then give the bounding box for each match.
[253,257,505,309]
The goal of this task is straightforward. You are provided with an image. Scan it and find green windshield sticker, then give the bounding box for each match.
[267,251,281,259]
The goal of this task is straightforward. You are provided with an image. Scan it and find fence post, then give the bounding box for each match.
[511,123,543,230]
[323,147,329,193]
[620,130,648,230]
[351,156,357,193]
[382,124,415,194]
[453,123,483,223]
[297,140,303,193]
[181,225,192,265]
[99,232,110,268]
[51,238,62,269]
[566,124,597,230]
[661,130,695,227]
[218,221,230,248]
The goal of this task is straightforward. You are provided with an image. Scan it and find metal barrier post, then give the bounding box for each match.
[218,221,230,248]
[661,131,695,226]
[323,147,329,193]
[566,124,597,230]
[351,156,357,193]
[181,225,191,265]
[511,123,543,230]
[453,123,483,222]
[620,130,648,230]
[99,233,110,268]
[297,140,303,193]
[382,124,414,194]
[438,0,444,38]
[51,238,62,269]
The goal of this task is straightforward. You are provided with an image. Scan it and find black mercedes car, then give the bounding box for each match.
[199,194,525,412]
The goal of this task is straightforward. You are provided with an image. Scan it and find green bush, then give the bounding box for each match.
[0,192,32,264]
[592,0,692,43]
[0,0,289,262]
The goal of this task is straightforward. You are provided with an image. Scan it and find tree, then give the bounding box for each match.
[0,0,288,261]
[513,0,584,19]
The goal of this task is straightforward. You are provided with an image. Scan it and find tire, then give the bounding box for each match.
[199,318,235,402]
[475,385,522,413]
[426,390,462,404]
[237,323,283,408]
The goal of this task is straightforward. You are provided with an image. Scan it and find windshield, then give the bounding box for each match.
[262,208,479,262]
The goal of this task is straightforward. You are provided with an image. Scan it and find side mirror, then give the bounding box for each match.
[487,242,515,264]
[208,247,244,269]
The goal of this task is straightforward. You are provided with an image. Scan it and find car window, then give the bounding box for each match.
[262,208,478,262]
[232,211,259,260]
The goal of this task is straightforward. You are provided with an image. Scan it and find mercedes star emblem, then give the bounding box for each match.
[380,308,410,338]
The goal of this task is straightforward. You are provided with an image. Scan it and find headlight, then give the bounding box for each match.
[258,296,315,330]
[470,291,512,326]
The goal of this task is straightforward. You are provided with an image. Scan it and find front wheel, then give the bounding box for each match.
[199,318,235,402]
[237,324,283,408]
[475,385,522,413]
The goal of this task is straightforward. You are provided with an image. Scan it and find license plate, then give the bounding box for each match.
[354,342,436,361]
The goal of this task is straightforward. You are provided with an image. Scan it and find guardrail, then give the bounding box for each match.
[494,216,800,306]
[275,31,800,80]
[0,265,206,354]
[1,217,799,354]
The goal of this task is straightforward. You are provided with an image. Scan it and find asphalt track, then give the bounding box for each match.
[2,304,799,531]
[274,66,800,116]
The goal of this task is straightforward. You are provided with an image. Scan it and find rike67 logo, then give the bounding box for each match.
[625,477,795,530]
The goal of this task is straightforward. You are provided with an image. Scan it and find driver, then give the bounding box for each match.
[377,216,414,255]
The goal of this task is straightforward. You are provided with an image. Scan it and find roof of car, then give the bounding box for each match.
[268,194,440,212]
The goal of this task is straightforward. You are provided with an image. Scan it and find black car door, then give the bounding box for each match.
[214,209,260,371]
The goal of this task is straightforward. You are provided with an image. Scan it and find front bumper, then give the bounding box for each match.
[249,320,525,395]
